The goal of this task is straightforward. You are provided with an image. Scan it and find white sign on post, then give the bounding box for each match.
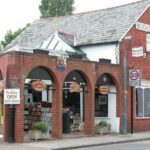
[129,69,141,86]
[4,89,20,104]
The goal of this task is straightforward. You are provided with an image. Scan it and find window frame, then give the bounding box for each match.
[136,86,150,119]
[95,93,109,118]
[146,34,150,52]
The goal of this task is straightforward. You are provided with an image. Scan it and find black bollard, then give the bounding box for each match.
[8,105,15,143]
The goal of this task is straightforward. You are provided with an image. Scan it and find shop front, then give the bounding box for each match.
[95,73,120,133]
[0,51,120,143]
[24,67,53,134]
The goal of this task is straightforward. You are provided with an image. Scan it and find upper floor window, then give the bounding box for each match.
[146,34,150,51]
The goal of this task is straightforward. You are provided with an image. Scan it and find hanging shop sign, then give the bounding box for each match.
[0,81,4,94]
[98,85,109,95]
[129,69,141,86]
[132,47,143,57]
[4,89,20,104]
[69,82,80,93]
[31,80,47,92]
[136,22,150,33]
[57,54,67,72]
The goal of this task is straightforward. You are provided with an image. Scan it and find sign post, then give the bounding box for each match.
[4,88,20,143]
[129,69,141,134]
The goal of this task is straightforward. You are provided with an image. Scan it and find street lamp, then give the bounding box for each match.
[121,35,132,135]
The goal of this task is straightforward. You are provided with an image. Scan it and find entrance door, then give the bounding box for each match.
[63,84,84,133]
[63,71,86,133]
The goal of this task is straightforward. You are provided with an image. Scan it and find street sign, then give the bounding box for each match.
[129,69,141,86]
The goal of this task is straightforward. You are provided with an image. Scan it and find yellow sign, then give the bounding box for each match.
[98,85,109,95]
[69,82,80,93]
[31,80,47,92]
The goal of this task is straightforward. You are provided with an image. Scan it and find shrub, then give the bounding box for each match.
[98,121,109,128]
[33,121,48,133]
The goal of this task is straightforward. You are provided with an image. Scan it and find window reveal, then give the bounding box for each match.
[136,88,150,118]
[146,34,150,51]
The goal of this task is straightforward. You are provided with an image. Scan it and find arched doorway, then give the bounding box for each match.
[24,67,53,138]
[0,71,3,136]
[62,71,86,133]
[95,73,120,133]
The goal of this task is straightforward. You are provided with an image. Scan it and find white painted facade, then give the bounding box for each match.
[94,86,120,133]
[80,44,118,64]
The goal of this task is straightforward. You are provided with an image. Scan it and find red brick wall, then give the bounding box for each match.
[0,51,120,142]
[120,7,150,133]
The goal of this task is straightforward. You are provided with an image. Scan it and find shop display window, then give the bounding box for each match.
[95,93,108,117]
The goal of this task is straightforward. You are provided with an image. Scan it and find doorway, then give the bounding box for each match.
[95,73,120,133]
[62,71,86,133]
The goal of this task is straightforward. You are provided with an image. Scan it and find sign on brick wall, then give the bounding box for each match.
[4,89,20,104]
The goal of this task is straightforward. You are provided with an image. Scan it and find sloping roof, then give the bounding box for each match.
[4,0,150,51]
[57,31,74,46]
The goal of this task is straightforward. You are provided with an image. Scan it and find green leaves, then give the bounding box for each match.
[0,25,28,50]
[39,0,75,18]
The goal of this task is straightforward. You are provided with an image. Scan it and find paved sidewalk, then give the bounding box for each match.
[0,132,150,150]
[22,132,150,150]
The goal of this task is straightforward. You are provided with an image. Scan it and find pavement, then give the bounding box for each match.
[0,132,150,150]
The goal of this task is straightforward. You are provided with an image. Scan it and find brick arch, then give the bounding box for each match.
[96,72,121,95]
[22,65,64,138]
[23,65,59,89]
[62,69,93,89]
[96,72,121,108]
[95,72,121,133]
[62,69,95,135]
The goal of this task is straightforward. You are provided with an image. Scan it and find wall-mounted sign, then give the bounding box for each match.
[98,85,109,95]
[129,69,141,86]
[132,47,143,57]
[57,54,67,72]
[69,82,80,93]
[4,89,20,104]
[136,22,150,33]
[0,81,4,94]
[31,80,47,92]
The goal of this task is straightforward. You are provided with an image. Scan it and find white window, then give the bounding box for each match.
[136,88,150,118]
[146,34,150,51]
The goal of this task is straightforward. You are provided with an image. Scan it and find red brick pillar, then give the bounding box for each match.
[84,86,95,135]
[15,86,24,143]
[4,65,24,143]
[3,103,8,141]
[52,86,62,138]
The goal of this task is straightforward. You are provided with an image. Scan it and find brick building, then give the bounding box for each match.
[0,0,150,143]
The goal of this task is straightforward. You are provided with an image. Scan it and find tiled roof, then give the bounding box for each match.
[57,31,74,46]
[4,0,150,51]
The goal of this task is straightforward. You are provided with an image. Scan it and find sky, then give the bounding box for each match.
[0,0,139,41]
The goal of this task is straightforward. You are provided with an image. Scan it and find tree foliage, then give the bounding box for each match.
[39,0,75,18]
[0,25,28,49]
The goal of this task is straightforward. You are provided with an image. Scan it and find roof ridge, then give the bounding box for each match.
[38,0,147,21]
